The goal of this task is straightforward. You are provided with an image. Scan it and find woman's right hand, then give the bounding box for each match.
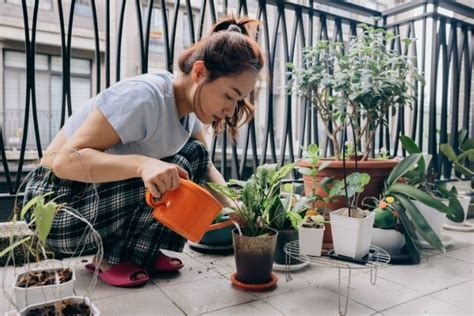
[140,158,189,198]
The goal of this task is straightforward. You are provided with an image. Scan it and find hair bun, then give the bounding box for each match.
[227,24,242,34]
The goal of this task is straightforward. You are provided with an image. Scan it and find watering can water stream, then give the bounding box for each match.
[145,179,234,243]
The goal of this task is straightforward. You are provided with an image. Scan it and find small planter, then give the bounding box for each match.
[299,225,324,257]
[445,196,471,227]
[13,267,75,310]
[232,228,277,285]
[17,296,100,316]
[274,229,301,265]
[330,208,375,259]
[371,228,406,255]
[412,200,446,238]
[198,215,234,247]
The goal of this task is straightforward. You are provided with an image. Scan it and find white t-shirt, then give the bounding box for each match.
[63,71,203,159]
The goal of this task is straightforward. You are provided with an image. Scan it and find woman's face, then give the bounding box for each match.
[194,70,258,125]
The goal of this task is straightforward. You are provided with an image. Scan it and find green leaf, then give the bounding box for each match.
[0,236,31,258]
[395,194,446,253]
[439,144,458,162]
[386,153,421,187]
[35,201,59,243]
[298,167,315,176]
[388,183,452,215]
[20,192,55,220]
[207,183,240,201]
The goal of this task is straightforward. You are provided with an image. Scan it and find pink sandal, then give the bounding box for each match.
[152,252,184,272]
[85,261,149,287]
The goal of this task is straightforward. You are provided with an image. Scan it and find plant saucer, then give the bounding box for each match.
[444,222,474,232]
[327,249,371,265]
[272,261,309,272]
[230,272,278,292]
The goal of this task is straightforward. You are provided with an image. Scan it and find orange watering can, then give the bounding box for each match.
[145,179,235,243]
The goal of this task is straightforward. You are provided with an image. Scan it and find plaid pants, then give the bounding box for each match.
[23,139,209,267]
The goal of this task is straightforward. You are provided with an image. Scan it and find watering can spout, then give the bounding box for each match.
[145,179,234,243]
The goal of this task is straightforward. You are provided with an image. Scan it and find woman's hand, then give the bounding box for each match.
[140,158,189,198]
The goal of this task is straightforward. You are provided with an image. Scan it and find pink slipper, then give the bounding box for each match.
[152,252,184,272]
[85,261,149,287]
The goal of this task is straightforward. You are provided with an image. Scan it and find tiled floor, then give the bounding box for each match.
[1,219,473,315]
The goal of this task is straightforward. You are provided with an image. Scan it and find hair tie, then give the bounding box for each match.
[227,24,242,34]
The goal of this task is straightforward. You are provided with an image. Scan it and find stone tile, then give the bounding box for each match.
[0,287,16,315]
[378,265,465,294]
[445,246,474,264]
[251,270,313,300]
[73,268,155,300]
[208,255,236,277]
[382,295,469,315]
[419,254,474,281]
[264,285,375,315]
[444,229,474,246]
[203,300,284,316]
[93,287,184,315]
[298,264,368,286]
[431,280,474,312]
[322,273,420,311]
[160,275,256,315]
[0,266,18,288]
[151,255,220,288]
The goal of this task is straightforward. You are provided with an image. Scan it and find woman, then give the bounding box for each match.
[23,17,264,287]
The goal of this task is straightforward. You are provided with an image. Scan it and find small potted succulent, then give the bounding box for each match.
[298,210,326,257]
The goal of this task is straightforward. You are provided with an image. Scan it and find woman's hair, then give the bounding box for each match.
[178,16,264,143]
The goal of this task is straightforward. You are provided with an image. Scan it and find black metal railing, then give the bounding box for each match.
[0,0,472,207]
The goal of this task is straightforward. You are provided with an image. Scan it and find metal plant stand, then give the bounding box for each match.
[284,241,390,316]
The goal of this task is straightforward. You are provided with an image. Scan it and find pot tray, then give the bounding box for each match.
[230,272,278,292]
[327,249,374,265]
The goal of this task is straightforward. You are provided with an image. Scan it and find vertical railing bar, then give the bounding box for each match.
[410,21,419,141]
[447,21,459,178]
[0,126,14,194]
[197,0,207,40]
[115,0,126,82]
[428,11,440,175]
[418,5,427,150]
[461,26,472,134]
[438,18,448,177]
[185,0,196,44]
[169,0,180,71]
[65,1,76,117]
[105,0,110,87]
[91,0,101,93]
[158,0,171,72]
[30,0,42,158]
[135,0,146,73]
[143,0,155,72]
[209,0,217,23]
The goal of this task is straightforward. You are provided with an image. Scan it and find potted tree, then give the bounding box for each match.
[208,163,294,290]
[1,191,101,313]
[290,23,424,208]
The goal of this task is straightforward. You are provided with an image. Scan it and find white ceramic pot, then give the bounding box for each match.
[13,268,76,310]
[17,296,100,316]
[371,228,406,255]
[330,208,375,259]
[298,225,325,257]
[445,195,471,226]
[412,200,446,238]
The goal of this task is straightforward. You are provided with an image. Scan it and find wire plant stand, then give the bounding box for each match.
[284,241,390,316]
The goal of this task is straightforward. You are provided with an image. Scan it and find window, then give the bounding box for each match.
[3,50,92,150]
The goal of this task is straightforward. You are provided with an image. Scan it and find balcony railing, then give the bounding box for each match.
[0,0,472,200]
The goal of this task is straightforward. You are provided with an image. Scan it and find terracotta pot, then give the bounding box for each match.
[322,214,333,251]
[232,228,278,284]
[299,159,399,210]
[273,229,300,265]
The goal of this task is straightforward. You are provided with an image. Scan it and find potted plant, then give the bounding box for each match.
[329,172,375,260]
[208,163,295,288]
[290,23,424,207]
[298,211,327,257]
[1,192,102,312]
[16,296,100,315]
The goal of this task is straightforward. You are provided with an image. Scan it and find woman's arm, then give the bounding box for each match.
[51,107,188,197]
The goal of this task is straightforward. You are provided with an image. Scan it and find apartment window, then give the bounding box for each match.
[3,50,92,150]
[5,0,52,10]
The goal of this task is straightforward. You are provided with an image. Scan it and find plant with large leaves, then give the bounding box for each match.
[440,128,474,180]
[383,153,464,263]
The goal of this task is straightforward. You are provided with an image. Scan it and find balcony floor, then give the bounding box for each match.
[1,219,473,315]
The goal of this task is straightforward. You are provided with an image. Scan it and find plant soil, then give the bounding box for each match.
[25,299,91,316]
[17,268,73,288]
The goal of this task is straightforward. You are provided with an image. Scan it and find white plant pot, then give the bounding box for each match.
[371,228,406,255]
[298,225,325,257]
[445,196,471,226]
[17,296,100,316]
[412,200,446,238]
[330,209,375,259]
[13,268,76,310]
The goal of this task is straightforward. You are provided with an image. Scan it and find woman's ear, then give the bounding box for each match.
[191,61,208,83]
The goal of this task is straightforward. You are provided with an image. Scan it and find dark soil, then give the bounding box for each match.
[25,299,91,316]
[17,268,73,288]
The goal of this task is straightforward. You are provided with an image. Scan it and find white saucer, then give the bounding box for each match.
[272,261,309,272]
[419,234,454,249]
[444,222,474,232]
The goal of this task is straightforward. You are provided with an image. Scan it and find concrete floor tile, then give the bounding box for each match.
[160,275,256,315]
[382,295,469,315]
[322,273,420,311]
[203,300,284,316]
[94,287,184,315]
[378,265,465,294]
[445,246,474,264]
[264,285,375,315]
[0,288,15,315]
[431,280,474,312]
[419,254,474,280]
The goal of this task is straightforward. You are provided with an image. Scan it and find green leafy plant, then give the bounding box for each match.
[440,128,474,178]
[289,24,424,160]
[208,163,295,237]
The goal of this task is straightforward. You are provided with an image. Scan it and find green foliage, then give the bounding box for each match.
[374,207,397,229]
[440,128,474,178]
[290,25,424,160]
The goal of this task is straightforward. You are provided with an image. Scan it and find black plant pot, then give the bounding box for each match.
[273,229,301,265]
[232,228,278,284]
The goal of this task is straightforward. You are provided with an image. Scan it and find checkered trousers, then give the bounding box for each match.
[23,139,209,267]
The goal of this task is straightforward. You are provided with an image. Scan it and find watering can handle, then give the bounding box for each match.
[145,190,164,208]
